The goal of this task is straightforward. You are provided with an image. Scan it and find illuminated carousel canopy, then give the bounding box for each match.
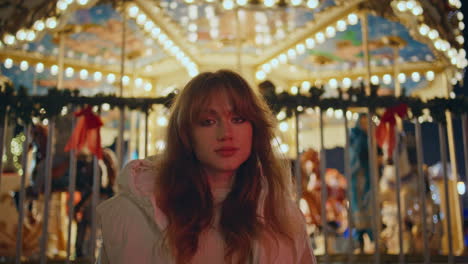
[0,0,465,97]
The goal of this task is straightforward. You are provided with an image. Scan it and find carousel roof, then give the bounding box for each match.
[0,0,465,96]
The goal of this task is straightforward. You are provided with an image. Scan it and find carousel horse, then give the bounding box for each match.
[378,131,442,254]
[299,148,348,237]
[13,115,117,258]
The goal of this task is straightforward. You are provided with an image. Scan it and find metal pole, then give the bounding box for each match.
[117,2,127,168]
[0,112,8,190]
[319,109,329,260]
[343,111,354,263]
[438,123,454,264]
[361,13,371,96]
[40,117,56,264]
[393,47,401,97]
[144,111,149,158]
[66,112,77,264]
[58,33,65,90]
[15,124,31,264]
[235,7,242,74]
[367,112,380,264]
[295,111,302,202]
[90,154,100,263]
[393,126,404,263]
[463,114,468,202]
[414,119,430,264]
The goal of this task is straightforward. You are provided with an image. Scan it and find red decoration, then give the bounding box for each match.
[376,104,408,158]
[65,106,103,159]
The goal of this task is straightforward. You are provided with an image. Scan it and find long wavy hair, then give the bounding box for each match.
[155,69,297,263]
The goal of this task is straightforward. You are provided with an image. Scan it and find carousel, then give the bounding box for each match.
[0,0,467,263]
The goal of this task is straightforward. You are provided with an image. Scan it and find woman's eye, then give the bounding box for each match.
[200,119,216,126]
[232,116,246,124]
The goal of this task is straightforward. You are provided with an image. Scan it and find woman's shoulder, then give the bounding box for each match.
[117,156,160,198]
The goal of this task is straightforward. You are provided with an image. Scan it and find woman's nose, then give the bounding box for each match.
[217,120,233,141]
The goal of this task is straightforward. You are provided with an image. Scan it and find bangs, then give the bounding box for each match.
[186,76,261,125]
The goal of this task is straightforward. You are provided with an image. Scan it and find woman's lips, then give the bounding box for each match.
[215,147,238,157]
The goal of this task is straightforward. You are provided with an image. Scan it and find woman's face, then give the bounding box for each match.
[192,92,253,177]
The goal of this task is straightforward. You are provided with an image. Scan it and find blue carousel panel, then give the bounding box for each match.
[159,0,335,54]
[1,64,118,95]
[23,4,167,68]
[292,14,435,75]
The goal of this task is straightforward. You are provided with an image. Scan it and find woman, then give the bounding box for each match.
[97,69,316,263]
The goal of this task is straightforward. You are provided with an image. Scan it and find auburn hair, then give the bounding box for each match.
[155,69,297,263]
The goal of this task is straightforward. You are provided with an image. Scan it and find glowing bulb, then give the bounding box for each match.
[426,71,434,81]
[398,73,406,83]
[325,26,336,38]
[93,71,102,81]
[371,75,379,85]
[347,13,358,25]
[419,24,429,36]
[65,67,74,78]
[383,74,392,85]
[51,65,59,75]
[20,60,29,71]
[315,32,325,43]
[107,73,116,83]
[4,58,13,69]
[336,20,347,31]
[342,77,352,88]
[306,0,318,9]
[279,122,289,132]
[35,62,44,73]
[144,82,152,91]
[306,38,315,48]
[79,69,88,80]
[411,72,421,82]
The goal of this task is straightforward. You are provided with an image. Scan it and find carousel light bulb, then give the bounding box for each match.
[65,67,74,78]
[371,75,379,85]
[51,65,59,75]
[406,0,415,9]
[328,78,338,89]
[279,122,289,132]
[459,22,465,31]
[144,82,152,91]
[426,71,435,81]
[19,61,28,71]
[185,0,194,3]
[237,0,248,6]
[277,111,286,120]
[291,0,302,6]
[456,35,464,45]
[101,103,110,111]
[223,0,235,10]
[93,71,102,81]
[65,0,72,4]
[306,0,318,8]
[336,20,347,31]
[46,17,57,29]
[428,29,439,40]
[256,71,266,80]
[264,0,275,7]
[262,63,272,73]
[151,28,161,38]
[411,72,420,82]
[157,116,168,126]
[79,69,88,79]
[170,46,179,55]
[347,13,358,25]
[158,34,168,43]
[16,29,27,41]
[107,73,116,83]
[334,109,343,119]
[279,54,287,63]
[122,75,130,85]
[325,26,336,38]
[434,39,443,50]
[456,71,463,80]
[188,23,197,32]
[57,0,68,11]
[457,12,464,21]
[397,1,407,12]
[306,38,315,48]
[346,111,353,120]
[315,32,325,44]
[452,57,458,65]
[383,74,392,85]
[26,30,36,41]
[448,48,457,58]
[301,81,311,92]
[77,0,88,5]
[136,13,147,25]
[288,49,297,59]
[326,108,334,117]
[35,62,44,73]
[296,43,306,54]
[271,58,279,68]
[342,77,352,88]
[412,5,423,16]
[144,21,154,32]
[135,77,143,87]
[290,86,298,95]
[280,143,289,153]
[4,34,16,45]
[33,20,45,31]
[457,181,466,195]
[419,24,429,36]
